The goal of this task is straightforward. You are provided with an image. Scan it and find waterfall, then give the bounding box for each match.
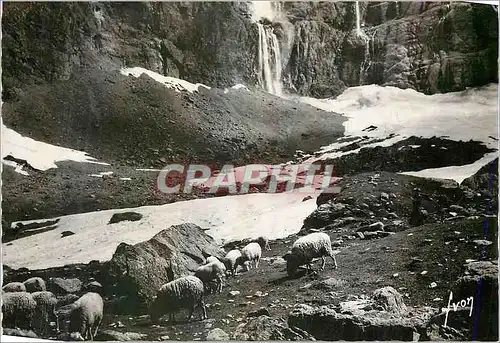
[355,1,362,36]
[251,1,285,96]
[355,1,370,84]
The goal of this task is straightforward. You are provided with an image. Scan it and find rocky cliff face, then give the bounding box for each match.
[2,1,497,100]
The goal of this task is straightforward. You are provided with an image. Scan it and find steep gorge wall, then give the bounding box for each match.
[2,1,497,101]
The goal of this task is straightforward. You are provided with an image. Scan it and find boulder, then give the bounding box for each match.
[206,328,230,341]
[372,286,407,314]
[451,260,498,340]
[95,330,147,341]
[289,287,438,341]
[108,212,143,224]
[47,277,82,295]
[105,223,225,313]
[289,303,437,341]
[233,315,315,341]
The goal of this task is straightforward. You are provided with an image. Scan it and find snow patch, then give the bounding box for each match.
[399,151,498,184]
[297,83,498,183]
[89,171,113,178]
[2,159,29,176]
[120,177,132,181]
[121,67,211,94]
[1,123,109,171]
[3,192,318,270]
[224,84,251,94]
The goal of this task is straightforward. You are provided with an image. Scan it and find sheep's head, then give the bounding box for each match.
[283,251,300,276]
[148,296,162,324]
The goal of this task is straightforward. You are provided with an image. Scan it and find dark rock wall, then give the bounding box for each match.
[2,1,497,100]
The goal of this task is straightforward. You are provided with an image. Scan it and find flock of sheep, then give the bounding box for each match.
[148,232,338,325]
[1,277,103,340]
[1,231,338,340]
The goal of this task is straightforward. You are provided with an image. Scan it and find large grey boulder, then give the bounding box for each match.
[288,287,438,341]
[105,223,225,313]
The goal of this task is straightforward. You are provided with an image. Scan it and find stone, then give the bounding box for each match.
[95,330,147,341]
[233,315,315,341]
[248,307,271,317]
[288,302,438,341]
[229,291,241,297]
[472,239,493,246]
[206,328,230,341]
[372,286,407,314]
[105,223,224,313]
[108,212,143,224]
[47,277,82,295]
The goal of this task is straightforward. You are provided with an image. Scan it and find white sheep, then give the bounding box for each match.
[222,249,242,276]
[24,277,47,293]
[235,242,262,271]
[1,291,37,330]
[205,256,221,265]
[149,275,207,324]
[283,232,338,276]
[2,282,27,293]
[32,291,59,337]
[68,292,104,341]
[194,261,226,294]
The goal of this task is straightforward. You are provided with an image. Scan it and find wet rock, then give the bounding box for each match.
[233,315,315,341]
[105,223,224,313]
[95,330,147,341]
[47,277,82,295]
[206,328,230,341]
[108,212,143,224]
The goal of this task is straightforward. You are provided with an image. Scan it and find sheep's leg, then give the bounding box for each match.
[321,256,326,270]
[255,256,260,269]
[328,249,338,269]
[199,299,207,320]
[187,306,195,322]
[93,316,102,338]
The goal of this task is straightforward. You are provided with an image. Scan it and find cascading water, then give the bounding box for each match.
[355,1,371,85]
[256,23,283,96]
[251,1,285,96]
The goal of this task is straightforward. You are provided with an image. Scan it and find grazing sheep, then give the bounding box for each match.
[2,291,37,330]
[205,256,221,265]
[256,236,271,251]
[3,282,27,293]
[283,232,338,276]
[194,261,226,294]
[68,292,104,341]
[32,291,58,337]
[222,249,242,276]
[24,277,47,293]
[149,275,207,324]
[235,242,262,271]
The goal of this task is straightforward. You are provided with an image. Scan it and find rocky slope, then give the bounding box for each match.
[2,1,497,100]
[1,69,345,169]
[3,170,498,341]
